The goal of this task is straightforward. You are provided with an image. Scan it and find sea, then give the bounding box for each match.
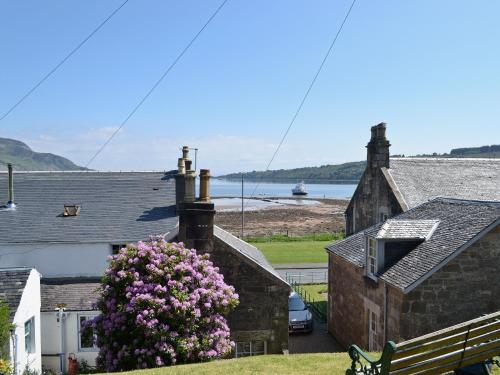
[207,179,357,199]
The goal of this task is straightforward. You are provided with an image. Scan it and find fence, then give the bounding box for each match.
[282,270,327,284]
[287,278,327,323]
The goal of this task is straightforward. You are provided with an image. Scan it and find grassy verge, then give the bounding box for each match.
[300,284,328,301]
[244,232,343,243]
[105,353,352,375]
[249,241,330,264]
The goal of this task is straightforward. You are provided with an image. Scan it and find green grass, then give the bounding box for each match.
[103,353,500,375]
[104,353,352,375]
[299,284,328,301]
[249,241,330,264]
[244,232,343,243]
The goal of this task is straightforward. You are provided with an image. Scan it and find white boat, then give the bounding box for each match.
[292,181,308,196]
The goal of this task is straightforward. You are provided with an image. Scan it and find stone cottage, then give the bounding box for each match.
[0,151,289,372]
[327,197,500,350]
[345,123,500,235]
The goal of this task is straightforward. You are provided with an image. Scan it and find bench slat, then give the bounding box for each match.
[391,322,500,367]
[395,311,500,351]
[396,313,500,350]
[390,327,500,371]
[390,338,500,375]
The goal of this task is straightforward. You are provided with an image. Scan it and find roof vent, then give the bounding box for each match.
[63,204,81,217]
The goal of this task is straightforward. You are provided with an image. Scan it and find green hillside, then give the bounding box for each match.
[219,144,500,183]
[0,137,87,171]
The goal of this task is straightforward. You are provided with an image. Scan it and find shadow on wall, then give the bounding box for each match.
[137,205,176,222]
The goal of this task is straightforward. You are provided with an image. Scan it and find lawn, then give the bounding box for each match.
[107,353,352,375]
[249,240,331,264]
[300,284,328,301]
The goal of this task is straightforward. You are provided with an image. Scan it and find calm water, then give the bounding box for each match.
[206,179,356,199]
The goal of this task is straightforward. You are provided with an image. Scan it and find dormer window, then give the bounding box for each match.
[366,237,378,280]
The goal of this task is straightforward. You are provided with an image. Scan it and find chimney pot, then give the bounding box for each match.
[182,146,189,160]
[199,169,211,202]
[6,163,15,209]
[184,170,196,203]
[185,159,193,171]
[177,158,186,174]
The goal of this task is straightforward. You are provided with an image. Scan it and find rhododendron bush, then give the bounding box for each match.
[87,236,239,371]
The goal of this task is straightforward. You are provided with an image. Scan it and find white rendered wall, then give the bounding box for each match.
[0,243,112,277]
[41,311,100,373]
[11,269,42,375]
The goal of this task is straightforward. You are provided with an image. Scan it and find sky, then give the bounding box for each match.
[0,0,499,174]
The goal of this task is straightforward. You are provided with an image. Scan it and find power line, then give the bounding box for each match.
[83,0,230,169]
[248,0,357,199]
[0,0,130,122]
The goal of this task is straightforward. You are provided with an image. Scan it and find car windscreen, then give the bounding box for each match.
[288,297,306,311]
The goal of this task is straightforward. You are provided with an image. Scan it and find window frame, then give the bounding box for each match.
[24,316,35,354]
[368,310,379,352]
[234,340,267,358]
[111,243,127,255]
[78,314,99,352]
[366,237,378,280]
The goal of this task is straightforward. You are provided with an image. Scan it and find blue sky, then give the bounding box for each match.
[1,0,499,174]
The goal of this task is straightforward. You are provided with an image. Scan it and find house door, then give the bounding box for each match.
[368,310,378,351]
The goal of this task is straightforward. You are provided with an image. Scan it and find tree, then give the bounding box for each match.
[87,236,239,371]
[0,300,13,360]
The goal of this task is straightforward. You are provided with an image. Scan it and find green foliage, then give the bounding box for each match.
[0,300,13,360]
[244,232,343,243]
[249,241,331,264]
[218,161,366,182]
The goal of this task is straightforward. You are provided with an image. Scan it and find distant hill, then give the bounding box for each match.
[219,144,500,183]
[0,137,87,171]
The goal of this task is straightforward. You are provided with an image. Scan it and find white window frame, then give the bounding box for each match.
[78,314,99,352]
[366,237,378,280]
[368,309,379,352]
[24,316,35,353]
[234,340,267,358]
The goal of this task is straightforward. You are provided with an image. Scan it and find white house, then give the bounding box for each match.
[0,171,179,373]
[0,268,42,375]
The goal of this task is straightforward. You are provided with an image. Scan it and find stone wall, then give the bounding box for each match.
[329,253,405,350]
[401,226,500,339]
[212,237,290,354]
[400,224,500,340]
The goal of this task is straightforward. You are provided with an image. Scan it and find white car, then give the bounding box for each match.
[288,291,313,333]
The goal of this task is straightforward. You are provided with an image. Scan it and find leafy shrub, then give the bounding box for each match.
[87,236,239,371]
[0,358,12,375]
[0,300,13,360]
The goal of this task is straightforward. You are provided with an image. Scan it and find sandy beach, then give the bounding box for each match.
[214,198,348,237]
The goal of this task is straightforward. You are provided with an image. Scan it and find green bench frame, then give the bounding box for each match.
[346,310,500,374]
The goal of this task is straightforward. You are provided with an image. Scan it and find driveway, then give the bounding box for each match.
[289,317,343,354]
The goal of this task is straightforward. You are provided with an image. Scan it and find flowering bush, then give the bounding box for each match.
[87,236,239,371]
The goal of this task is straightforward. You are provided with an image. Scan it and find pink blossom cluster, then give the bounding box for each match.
[86,236,239,371]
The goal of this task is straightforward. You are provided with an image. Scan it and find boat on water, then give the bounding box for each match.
[292,181,308,196]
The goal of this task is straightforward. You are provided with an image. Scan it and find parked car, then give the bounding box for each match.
[288,291,313,333]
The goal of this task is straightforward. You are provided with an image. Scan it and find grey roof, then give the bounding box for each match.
[41,278,101,311]
[0,268,33,319]
[388,158,500,208]
[0,172,178,244]
[326,198,500,291]
[373,219,439,240]
[214,226,288,286]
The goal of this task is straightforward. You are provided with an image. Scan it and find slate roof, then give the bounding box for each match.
[388,158,500,209]
[0,268,32,319]
[0,172,178,244]
[41,278,101,311]
[373,219,439,240]
[326,198,500,292]
[214,226,288,286]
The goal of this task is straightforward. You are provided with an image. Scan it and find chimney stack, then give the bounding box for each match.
[175,147,215,253]
[366,122,390,169]
[7,163,16,209]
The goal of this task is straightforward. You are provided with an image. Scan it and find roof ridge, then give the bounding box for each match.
[390,157,500,161]
[429,197,500,206]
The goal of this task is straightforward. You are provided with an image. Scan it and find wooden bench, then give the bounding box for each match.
[346,310,500,374]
